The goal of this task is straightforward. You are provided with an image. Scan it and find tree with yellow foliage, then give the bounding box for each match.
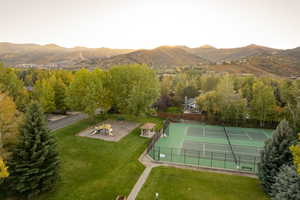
[290,133,300,175]
[0,157,9,179]
[0,92,21,159]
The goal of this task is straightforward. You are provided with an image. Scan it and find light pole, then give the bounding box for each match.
[155,192,159,200]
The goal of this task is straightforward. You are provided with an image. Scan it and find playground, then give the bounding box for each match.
[77,119,140,142]
[148,122,273,173]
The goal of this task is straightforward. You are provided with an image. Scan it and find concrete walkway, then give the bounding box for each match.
[127,165,154,200]
[48,113,88,132]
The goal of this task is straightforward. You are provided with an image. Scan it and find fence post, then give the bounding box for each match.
[198,150,200,168]
[211,152,213,167]
[184,149,186,164]
[238,156,241,171]
[158,146,160,161]
[224,152,227,169]
[253,156,256,173]
[171,148,173,162]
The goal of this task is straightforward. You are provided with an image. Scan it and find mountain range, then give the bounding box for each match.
[1,42,300,77]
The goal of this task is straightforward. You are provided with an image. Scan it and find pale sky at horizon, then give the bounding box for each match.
[1,0,300,49]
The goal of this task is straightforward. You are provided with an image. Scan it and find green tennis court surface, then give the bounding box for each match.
[148,123,273,173]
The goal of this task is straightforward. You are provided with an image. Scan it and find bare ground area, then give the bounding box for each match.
[77,119,140,142]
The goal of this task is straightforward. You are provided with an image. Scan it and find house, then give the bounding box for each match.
[184,97,200,113]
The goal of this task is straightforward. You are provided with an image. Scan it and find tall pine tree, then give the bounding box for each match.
[258,119,297,194]
[271,165,300,200]
[8,103,59,198]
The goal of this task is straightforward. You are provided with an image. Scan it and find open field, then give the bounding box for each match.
[35,115,162,200]
[1,115,271,200]
[137,166,269,200]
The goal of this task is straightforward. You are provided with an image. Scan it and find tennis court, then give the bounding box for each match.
[148,123,272,173]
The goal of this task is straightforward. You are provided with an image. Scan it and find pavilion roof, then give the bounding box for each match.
[141,123,156,130]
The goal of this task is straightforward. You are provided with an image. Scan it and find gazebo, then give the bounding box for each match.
[140,123,156,138]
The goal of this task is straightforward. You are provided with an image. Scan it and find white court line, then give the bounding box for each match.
[262,130,270,139]
[245,132,253,140]
[179,127,188,154]
[184,126,189,136]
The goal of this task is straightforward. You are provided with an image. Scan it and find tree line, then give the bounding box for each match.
[0,63,160,198]
[0,62,160,158]
[0,63,160,116]
[158,71,300,131]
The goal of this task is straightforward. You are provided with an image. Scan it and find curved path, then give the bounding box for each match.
[48,113,88,132]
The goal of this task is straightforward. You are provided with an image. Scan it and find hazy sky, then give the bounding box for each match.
[1,0,299,49]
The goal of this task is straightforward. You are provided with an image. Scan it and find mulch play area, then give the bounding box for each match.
[77,119,140,142]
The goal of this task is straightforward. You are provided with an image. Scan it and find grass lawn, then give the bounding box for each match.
[35,115,162,200]
[2,114,269,200]
[137,166,269,200]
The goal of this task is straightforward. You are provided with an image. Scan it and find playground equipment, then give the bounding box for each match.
[90,124,113,136]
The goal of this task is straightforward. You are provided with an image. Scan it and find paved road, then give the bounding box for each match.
[48,113,88,132]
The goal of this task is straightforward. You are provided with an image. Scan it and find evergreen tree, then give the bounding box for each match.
[8,103,59,198]
[258,119,297,194]
[271,165,300,200]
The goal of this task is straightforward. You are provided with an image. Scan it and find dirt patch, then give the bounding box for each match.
[77,120,140,142]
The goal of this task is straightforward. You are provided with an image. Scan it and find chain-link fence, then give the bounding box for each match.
[148,145,259,173]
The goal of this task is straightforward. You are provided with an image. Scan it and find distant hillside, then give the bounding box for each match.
[0,42,133,66]
[183,44,280,62]
[207,48,300,77]
[1,42,300,77]
[93,46,211,69]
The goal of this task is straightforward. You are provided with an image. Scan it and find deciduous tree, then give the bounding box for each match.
[33,79,56,113]
[250,81,277,127]
[109,64,160,115]
[0,65,29,111]
[290,134,300,175]
[66,69,111,118]
[0,157,9,179]
[0,93,20,159]
[49,76,68,113]
[215,75,247,124]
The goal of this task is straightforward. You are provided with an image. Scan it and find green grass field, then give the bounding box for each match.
[137,166,269,200]
[36,115,162,200]
[1,114,270,200]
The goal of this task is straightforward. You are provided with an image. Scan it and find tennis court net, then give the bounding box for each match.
[223,127,238,164]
